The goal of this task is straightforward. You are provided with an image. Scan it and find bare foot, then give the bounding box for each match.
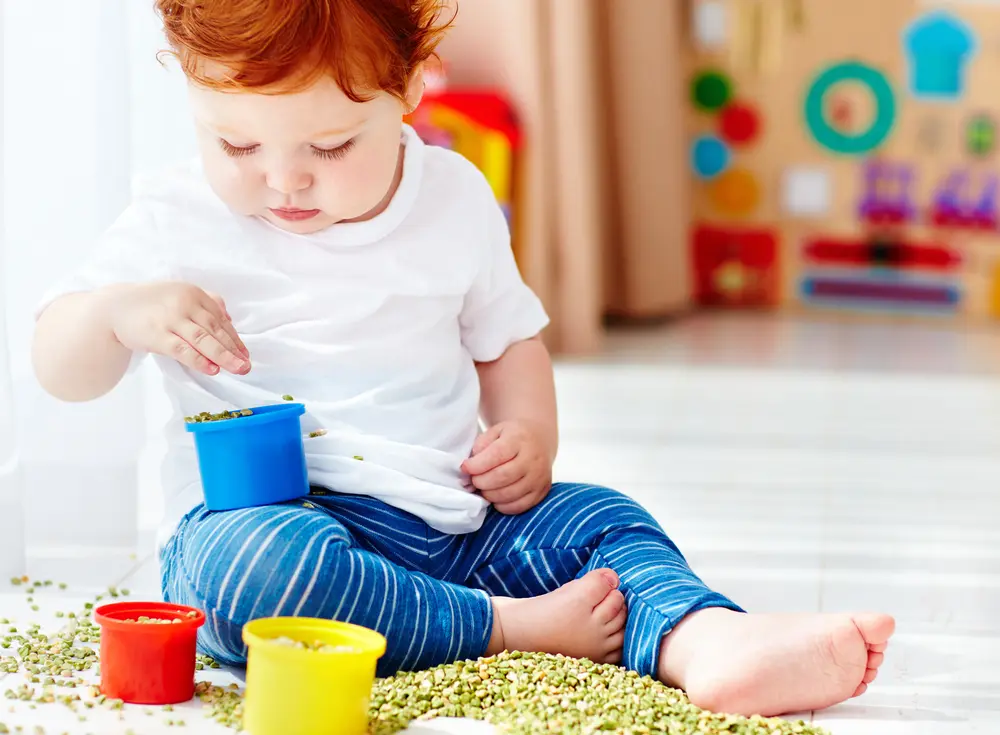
[659,608,895,717]
[487,569,627,664]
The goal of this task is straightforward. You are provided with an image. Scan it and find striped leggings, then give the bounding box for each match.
[160,483,742,678]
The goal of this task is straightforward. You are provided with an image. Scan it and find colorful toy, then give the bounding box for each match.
[691,135,731,179]
[804,235,962,272]
[185,402,309,511]
[803,61,897,156]
[684,0,1000,320]
[858,160,916,224]
[903,10,976,100]
[406,89,521,237]
[965,113,995,156]
[931,171,999,229]
[94,601,206,705]
[243,617,386,735]
[691,225,779,307]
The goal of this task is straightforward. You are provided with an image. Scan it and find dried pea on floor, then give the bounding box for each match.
[367,652,830,735]
[2,578,829,734]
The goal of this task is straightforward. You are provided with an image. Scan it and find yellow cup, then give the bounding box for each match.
[242,617,387,735]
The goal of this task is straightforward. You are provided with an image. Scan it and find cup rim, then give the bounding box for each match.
[94,601,206,635]
[243,617,387,658]
[185,402,305,434]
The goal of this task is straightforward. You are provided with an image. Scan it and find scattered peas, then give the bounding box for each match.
[282,395,294,401]
[353,455,364,461]
[0,598,832,735]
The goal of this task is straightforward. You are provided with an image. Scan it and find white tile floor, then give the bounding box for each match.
[3,312,1000,733]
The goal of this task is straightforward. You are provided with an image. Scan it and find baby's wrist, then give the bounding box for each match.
[91,285,130,347]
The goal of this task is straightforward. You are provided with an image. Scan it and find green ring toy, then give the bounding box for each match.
[804,61,896,155]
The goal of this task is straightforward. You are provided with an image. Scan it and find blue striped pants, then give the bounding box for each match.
[160,483,742,678]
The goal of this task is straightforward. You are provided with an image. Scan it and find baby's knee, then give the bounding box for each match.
[169,504,351,616]
[555,482,651,514]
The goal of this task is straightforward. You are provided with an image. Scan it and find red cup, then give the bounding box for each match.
[94,601,206,705]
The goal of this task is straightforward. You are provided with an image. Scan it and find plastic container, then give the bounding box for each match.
[242,617,387,735]
[94,601,206,705]
[185,402,309,511]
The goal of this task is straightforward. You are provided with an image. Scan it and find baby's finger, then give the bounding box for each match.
[471,424,503,456]
[200,295,250,359]
[493,490,542,516]
[481,475,533,505]
[177,318,250,375]
[203,290,232,321]
[192,307,250,367]
[159,333,220,376]
[472,458,526,492]
[462,436,517,476]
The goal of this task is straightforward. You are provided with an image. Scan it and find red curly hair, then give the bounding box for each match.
[155,0,455,102]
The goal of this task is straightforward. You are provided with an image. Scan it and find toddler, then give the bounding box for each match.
[32,0,894,718]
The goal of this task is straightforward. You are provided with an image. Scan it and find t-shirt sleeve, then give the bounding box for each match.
[35,195,172,372]
[459,182,550,363]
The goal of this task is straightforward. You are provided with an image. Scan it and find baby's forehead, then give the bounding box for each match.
[188,77,377,140]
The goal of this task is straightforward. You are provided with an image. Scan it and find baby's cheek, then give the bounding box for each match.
[211,169,260,215]
[318,166,383,217]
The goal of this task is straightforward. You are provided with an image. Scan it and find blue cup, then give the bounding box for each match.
[185,403,310,511]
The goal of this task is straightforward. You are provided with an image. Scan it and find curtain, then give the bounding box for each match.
[439,0,691,354]
[0,237,26,578]
[3,0,149,553]
[0,0,26,576]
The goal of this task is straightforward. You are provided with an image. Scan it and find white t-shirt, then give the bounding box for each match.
[39,125,550,550]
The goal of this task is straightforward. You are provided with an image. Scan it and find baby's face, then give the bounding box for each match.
[188,74,419,234]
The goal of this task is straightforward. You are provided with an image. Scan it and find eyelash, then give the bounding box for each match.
[217,138,357,161]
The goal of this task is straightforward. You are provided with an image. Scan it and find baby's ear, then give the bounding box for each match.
[404,65,426,114]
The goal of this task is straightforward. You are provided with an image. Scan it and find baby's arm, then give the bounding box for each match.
[34,283,249,403]
[32,198,250,403]
[33,289,133,402]
[456,165,556,513]
[463,335,558,514]
[476,335,558,462]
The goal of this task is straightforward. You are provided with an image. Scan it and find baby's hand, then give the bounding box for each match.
[104,282,251,376]
[461,419,554,515]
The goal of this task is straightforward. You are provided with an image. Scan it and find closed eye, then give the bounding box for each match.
[311,138,356,161]
[218,139,259,158]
